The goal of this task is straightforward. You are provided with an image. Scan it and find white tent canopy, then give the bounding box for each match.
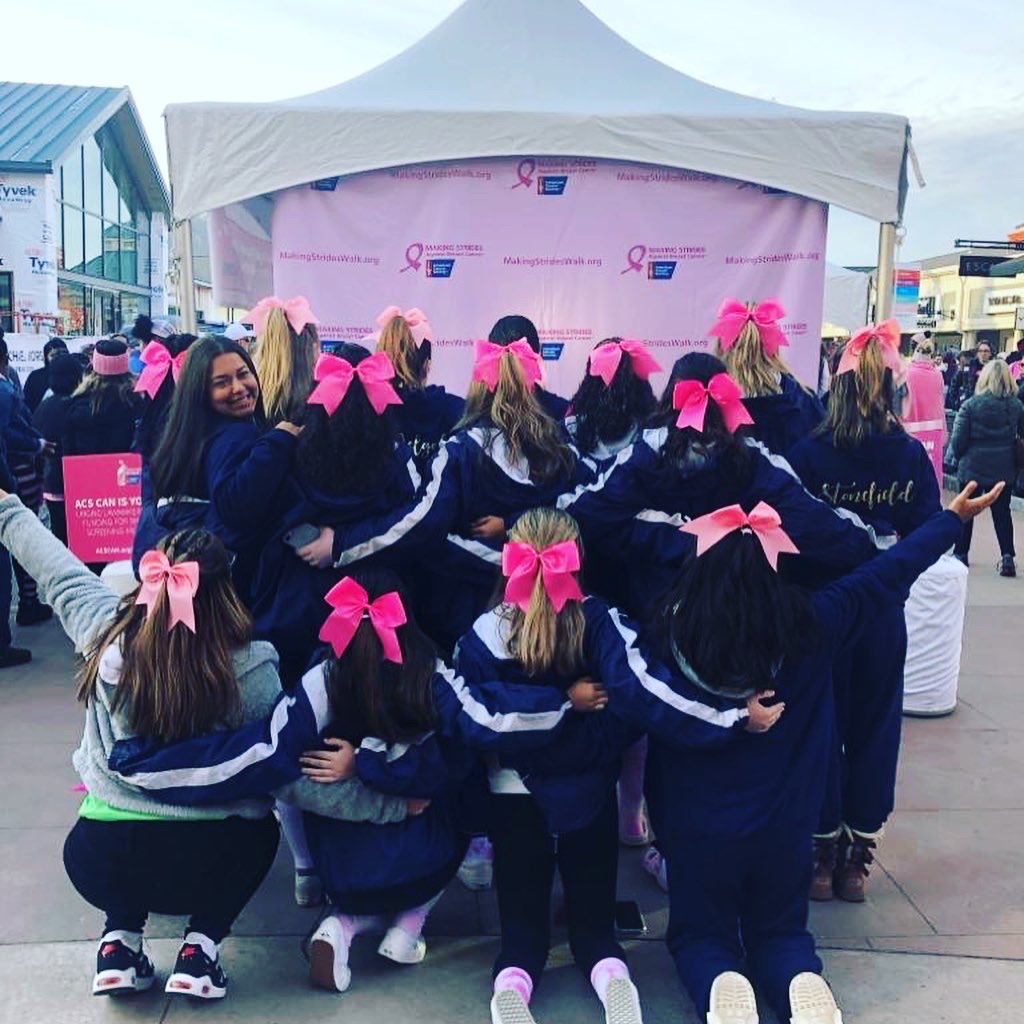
[824,262,872,335]
[165,0,912,223]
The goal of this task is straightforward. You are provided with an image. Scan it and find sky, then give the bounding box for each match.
[10,0,1024,265]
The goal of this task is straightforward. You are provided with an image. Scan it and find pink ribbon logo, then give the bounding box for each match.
[401,242,424,273]
[512,158,536,189]
[621,244,647,274]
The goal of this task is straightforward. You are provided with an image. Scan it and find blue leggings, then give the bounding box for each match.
[663,820,821,1022]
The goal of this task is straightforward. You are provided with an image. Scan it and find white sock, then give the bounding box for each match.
[391,891,443,939]
[100,929,142,953]
[276,799,314,870]
[183,931,219,961]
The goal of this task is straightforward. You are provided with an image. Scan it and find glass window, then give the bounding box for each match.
[120,291,149,328]
[60,146,83,207]
[103,223,121,281]
[135,208,149,235]
[82,136,102,216]
[0,271,13,332]
[84,213,103,277]
[61,205,85,273]
[120,195,134,231]
[137,233,151,288]
[102,161,119,222]
[119,227,137,285]
[58,281,86,335]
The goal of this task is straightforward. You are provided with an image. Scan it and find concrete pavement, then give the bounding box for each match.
[1,510,1022,1024]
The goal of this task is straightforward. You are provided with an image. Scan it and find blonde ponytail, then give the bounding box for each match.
[377,316,424,390]
[458,349,573,484]
[823,336,899,447]
[501,508,586,677]
[718,307,800,397]
[252,307,319,424]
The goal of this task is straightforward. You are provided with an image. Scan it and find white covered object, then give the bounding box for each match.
[903,554,969,716]
[164,0,912,222]
[100,560,137,598]
[824,263,871,336]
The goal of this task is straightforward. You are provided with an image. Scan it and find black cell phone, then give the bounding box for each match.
[283,523,320,549]
[614,900,647,937]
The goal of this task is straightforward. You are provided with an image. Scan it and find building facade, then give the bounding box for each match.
[0,82,169,336]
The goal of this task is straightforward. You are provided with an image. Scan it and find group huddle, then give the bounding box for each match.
[2,297,1002,1024]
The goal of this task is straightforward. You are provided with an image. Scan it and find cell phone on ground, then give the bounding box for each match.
[283,523,321,549]
[614,900,647,937]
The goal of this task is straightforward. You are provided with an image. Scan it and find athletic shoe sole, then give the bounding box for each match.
[491,988,537,1024]
[604,977,644,1024]
[92,967,155,996]
[309,930,352,993]
[165,972,226,999]
[708,970,758,1024]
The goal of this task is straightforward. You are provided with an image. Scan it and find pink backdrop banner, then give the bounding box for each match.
[272,158,827,397]
[63,454,143,563]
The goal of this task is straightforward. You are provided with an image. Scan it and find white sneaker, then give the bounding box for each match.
[294,869,323,907]
[308,915,352,993]
[490,988,537,1024]
[377,925,426,964]
[604,977,644,1024]
[788,973,843,1024]
[708,971,758,1024]
[457,836,494,890]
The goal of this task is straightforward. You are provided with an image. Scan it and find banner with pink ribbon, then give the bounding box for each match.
[268,158,827,395]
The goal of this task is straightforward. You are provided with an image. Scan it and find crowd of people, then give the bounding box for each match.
[0,299,1014,1024]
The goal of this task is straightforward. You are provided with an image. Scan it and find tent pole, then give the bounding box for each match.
[178,219,197,333]
[875,222,897,321]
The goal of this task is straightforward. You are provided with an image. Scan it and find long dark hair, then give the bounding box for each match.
[650,352,752,478]
[569,338,656,455]
[321,567,438,744]
[819,337,902,448]
[151,336,263,500]
[78,529,250,741]
[296,343,397,495]
[489,314,540,352]
[652,531,813,699]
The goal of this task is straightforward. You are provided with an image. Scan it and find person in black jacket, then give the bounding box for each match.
[32,354,84,544]
[63,340,141,459]
[22,337,70,412]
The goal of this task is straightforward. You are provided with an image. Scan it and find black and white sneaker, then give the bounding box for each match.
[92,937,156,996]
[165,940,228,999]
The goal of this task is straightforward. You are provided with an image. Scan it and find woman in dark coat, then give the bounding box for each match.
[950,359,1024,576]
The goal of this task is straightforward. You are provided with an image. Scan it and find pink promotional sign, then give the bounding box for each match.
[63,454,143,564]
[270,157,828,397]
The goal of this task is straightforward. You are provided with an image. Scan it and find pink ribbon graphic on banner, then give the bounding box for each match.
[319,577,406,663]
[472,339,543,392]
[307,352,402,416]
[401,243,424,273]
[135,550,200,633]
[512,158,536,189]
[680,501,800,571]
[672,373,754,434]
[621,244,647,274]
[502,540,584,612]
[709,299,788,356]
[588,339,662,387]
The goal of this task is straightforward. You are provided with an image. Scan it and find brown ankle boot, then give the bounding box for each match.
[836,832,876,903]
[810,835,839,901]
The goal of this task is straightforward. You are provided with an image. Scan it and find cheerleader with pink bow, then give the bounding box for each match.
[710,298,826,456]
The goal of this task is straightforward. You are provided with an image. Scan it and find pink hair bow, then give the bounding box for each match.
[837,319,903,376]
[376,305,433,345]
[588,339,662,387]
[502,540,584,612]
[319,577,406,663]
[246,295,319,336]
[134,550,200,633]
[307,352,402,416]
[472,339,543,392]
[709,298,789,356]
[133,342,187,399]
[673,373,754,434]
[681,501,799,571]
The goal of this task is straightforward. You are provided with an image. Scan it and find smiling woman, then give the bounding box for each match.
[137,336,301,603]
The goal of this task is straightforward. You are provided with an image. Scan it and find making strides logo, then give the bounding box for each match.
[510,158,596,196]
[399,241,484,279]
[621,243,708,280]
